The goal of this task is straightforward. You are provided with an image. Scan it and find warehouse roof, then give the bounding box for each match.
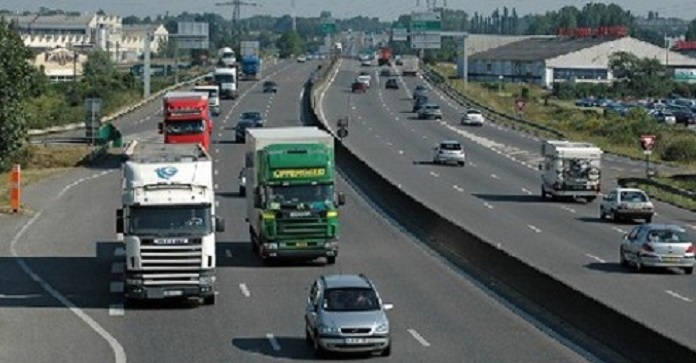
[471,37,610,62]
[13,14,94,30]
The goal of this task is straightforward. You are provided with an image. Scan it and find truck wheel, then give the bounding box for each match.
[326,256,336,265]
[203,294,216,305]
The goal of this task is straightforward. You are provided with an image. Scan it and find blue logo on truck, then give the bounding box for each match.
[155,166,178,179]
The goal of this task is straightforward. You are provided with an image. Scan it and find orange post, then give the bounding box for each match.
[10,164,20,213]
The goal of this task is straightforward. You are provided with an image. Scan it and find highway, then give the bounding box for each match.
[317,57,696,352]
[0,59,593,362]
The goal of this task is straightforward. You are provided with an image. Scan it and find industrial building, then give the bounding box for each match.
[467,35,696,88]
[32,47,88,83]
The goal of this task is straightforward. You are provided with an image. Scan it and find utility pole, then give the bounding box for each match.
[143,32,152,98]
[291,0,296,32]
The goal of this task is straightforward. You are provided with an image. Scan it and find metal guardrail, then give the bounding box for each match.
[29,137,93,145]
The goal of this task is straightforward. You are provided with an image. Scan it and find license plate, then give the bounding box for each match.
[662,256,680,262]
[345,338,367,344]
[164,290,183,297]
[296,242,307,247]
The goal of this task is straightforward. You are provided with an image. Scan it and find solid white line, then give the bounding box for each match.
[521,188,533,195]
[111,263,125,274]
[0,293,41,299]
[407,329,431,347]
[225,249,232,258]
[484,202,494,210]
[109,304,125,316]
[114,247,125,257]
[666,290,693,302]
[240,283,251,297]
[490,174,500,179]
[528,225,542,233]
[266,333,281,351]
[585,254,606,263]
[110,282,124,293]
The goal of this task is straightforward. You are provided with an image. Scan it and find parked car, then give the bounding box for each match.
[305,274,393,357]
[651,110,676,124]
[418,103,442,120]
[599,187,654,223]
[461,109,485,126]
[297,55,307,63]
[385,78,398,89]
[671,108,696,125]
[619,223,695,274]
[433,140,465,166]
[262,81,278,93]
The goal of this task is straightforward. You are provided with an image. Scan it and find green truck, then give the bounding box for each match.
[245,127,345,264]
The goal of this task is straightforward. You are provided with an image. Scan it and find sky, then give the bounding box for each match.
[4,0,696,21]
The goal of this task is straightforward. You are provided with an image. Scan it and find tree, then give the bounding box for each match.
[609,51,672,97]
[686,19,696,41]
[275,31,304,58]
[0,18,35,171]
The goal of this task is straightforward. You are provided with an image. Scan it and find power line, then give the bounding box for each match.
[214,0,261,31]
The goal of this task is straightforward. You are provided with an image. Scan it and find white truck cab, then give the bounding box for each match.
[213,67,238,100]
[192,85,221,116]
[539,140,602,202]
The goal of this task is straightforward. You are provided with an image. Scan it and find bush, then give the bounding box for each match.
[661,137,696,162]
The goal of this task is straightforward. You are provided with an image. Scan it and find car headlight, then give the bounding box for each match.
[375,322,389,334]
[266,243,278,250]
[126,278,143,286]
[319,324,340,334]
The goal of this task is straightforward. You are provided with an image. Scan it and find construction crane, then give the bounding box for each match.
[215,0,261,30]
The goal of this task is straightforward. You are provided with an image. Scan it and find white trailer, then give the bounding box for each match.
[539,140,603,202]
[116,141,225,305]
[401,55,419,76]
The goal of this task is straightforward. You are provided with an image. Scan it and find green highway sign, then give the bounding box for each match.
[320,21,337,35]
[410,11,441,49]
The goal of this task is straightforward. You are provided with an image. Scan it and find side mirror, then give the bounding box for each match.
[116,209,124,233]
[157,122,164,134]
[383,303,394,311]
[215,216,225,232]
[337,192,346,206]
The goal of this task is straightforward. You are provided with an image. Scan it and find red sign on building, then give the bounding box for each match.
[556,26,628,38]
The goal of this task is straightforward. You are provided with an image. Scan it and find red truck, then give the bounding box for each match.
[378,47,393,66]
[159,92,213,151]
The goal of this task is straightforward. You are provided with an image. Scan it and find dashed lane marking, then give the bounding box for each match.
[521,188,533,195]
[240,283,251,297]
[266,334,281,351]
[585,254,606,263]
[407,329,431,347]
[109,304,125,316]
[429,171,439,178]
[484,202,494,210]
[528,225,542,233]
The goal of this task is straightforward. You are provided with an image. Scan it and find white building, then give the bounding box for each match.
[31,47,88,83]
[468,36,696,88]
[120,24,169,61]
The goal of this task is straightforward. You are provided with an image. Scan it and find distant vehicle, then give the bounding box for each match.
[217,47,236,67]
[240,111,264,127]
[395,57,403,66]
[305,274,393,357]
[413,84,428,100]
[213,67,238,99]
[352,80,367,93]
[262,81,278,93]
[539,140,602,202]
[412,95,428,112]
[361,59,372,67]
[619,223,695,274]
[297,55,307,63]
[600,187,654,223]
[357,74,371,88]
[401,55,419,76]
[234,118,262,143]
[385,78,398,89]
[433,140,466,166]
[671,108,696,125]
[380,68,391,77]
[461,109,485,126]
[192,85,221,116]
[377,47,393,66]
[238,168,247,196]
[418,103,442,120]
[650,110,676,124]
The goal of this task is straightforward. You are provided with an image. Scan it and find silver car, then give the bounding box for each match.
[599,187,654,223]
[620,223,695,274]
[433,140,466,166]
[461,109,485,126]
[418,103,442,120]
[305,274,393,357]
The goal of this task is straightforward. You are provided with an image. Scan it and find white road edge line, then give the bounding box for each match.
[528,225,542,233]
[240,283,251,297]
[666,290,693,302]
[585,254,606,263]
[407,329,431,347]
[266,333,281,351]
[9,173,126,363]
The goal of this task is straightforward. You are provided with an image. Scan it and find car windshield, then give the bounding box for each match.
[323,288,380,312]
[128,205,212,236]
[165,120,205,134]
[426,105,439,110]
[214,74,234,83]
[619,191,649,202]
[236,120,257,130]
[441,143,462,151]
[194,89,217,98]
[267,184,334,208]
[467,110,481,115]
[242,112,262,120]
[646,229,691,243]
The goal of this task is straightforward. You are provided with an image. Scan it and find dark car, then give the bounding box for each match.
[263,81,278,93]
[385,78,398,89]
[412,95,428,112]
[670,107,696,125]
[352,81,367,93]
[413,84,428,100]
[240,111,264,127]
[234,119,261,143]
[380,68,391,77]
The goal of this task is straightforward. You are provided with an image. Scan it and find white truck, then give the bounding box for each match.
[213,67,238,100]
[192,85,220,116]
[401,55,419,76]
[539,140,603,202]
[116,141,225,305]
[217,47,236,67]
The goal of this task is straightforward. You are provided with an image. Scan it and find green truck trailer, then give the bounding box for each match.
[245,127,345,264]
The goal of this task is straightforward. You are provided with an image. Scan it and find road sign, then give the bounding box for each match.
[515,99,527,112]
[410,11,441,49]
[320,19,337,35]
[175,22,210,50]
[640,134,656,151]
[392,27,408,42]
[410,34,441,49]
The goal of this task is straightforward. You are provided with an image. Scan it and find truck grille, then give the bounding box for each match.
[139,238,203,270]
[276,217,328,238]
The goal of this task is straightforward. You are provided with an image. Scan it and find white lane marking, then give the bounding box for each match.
[298,88,304,100]
[468,162,477,167]
[218,132,223,137]
[215,148,220,153]
[214,183,219,190]
[109,304,125,316]
[398,150,404,154]
[407,329,431,347]
[528,225,542,233]
[484,202,494,210]
[521,188,532,195]
[560,206,576,213]
[10,209,127,363]
[225,249,232,258]
[666,290,693,302]
[215,200,220,208]
[612,227,626,234]
[429,171,439,178]
[585,254,606,263]
[111,263,125,274]
[386,142,393,146]
[110,282,124,293]
[239,283,251,297]
[688,225,696,230]
[490,174,500,179]
[453,185,464,192]
[114,247,125,257]
[214,170,219,176]
[266,333,281,351]
[0,293,41,299]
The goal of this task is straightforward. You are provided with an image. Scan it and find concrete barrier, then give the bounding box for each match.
[304,71,696,363]
[28,72,209,136]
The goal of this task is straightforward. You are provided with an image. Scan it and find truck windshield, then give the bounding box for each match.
[128,205,212,236]
[267,184,334,207]
[215,74,234,83]
[165,120,205,134]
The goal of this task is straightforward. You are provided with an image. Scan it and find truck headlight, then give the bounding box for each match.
[199,276,215,286]
[266,243,278,250]
[125,278,143,286]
